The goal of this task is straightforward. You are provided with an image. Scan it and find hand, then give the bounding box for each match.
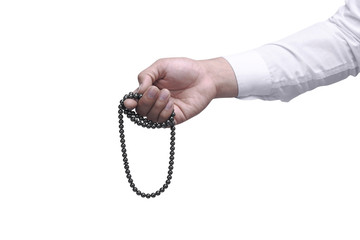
[124,57,238,125]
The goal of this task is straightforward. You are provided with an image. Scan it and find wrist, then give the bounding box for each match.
[200,57,238,98]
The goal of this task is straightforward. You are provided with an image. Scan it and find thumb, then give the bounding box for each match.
[125,59,167,110]
[137,59,167,94]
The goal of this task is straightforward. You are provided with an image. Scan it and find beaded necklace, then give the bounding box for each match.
[118,92,176,198]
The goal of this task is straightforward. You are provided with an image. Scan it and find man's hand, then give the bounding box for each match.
[124,57,238,125]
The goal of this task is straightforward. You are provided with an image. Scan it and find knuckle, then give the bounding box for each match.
[154,58,166,64]
[137,72,144,82]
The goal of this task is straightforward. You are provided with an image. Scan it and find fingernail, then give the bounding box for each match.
[147,87,157,99]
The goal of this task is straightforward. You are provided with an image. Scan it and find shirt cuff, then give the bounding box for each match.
[224,50,272,100]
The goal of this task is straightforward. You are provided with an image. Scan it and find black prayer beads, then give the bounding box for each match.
[118,92,176,198]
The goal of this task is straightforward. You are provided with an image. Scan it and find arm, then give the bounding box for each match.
[125,0,360,124]
[226,0,360,101]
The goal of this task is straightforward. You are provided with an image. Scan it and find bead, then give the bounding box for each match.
[146,194,150,199]
[126,173,131,179]
[166,180,171,185]
[141,193,146,198]
[151,193,156,198]
[168,170,173,175]
[168,165,174,170]
[169,160,174,165]
[167,175,172,180]
[130,183,135,188]
[170,146,175,151]
[155,191,160,196]
[136,190,141,195]
[170,156,174,161]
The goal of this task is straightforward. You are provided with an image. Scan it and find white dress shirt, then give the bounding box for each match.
[224,0,360,101]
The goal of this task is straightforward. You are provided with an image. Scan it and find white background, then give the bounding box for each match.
[1,0,359,239]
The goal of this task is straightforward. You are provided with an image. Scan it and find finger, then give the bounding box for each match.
[136,86,160,117]
[158,99,174,123]
[123,87,140,110]
[124,98,137,110]
[147,89,171,122]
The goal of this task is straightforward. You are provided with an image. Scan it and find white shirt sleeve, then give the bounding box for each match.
[224,0,360,102]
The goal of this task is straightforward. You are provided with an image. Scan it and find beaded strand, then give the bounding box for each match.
[118,92,176,198]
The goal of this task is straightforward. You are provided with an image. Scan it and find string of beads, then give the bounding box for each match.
[118,92,176,198]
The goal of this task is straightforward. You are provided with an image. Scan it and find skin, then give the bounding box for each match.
[124,57,238,125]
